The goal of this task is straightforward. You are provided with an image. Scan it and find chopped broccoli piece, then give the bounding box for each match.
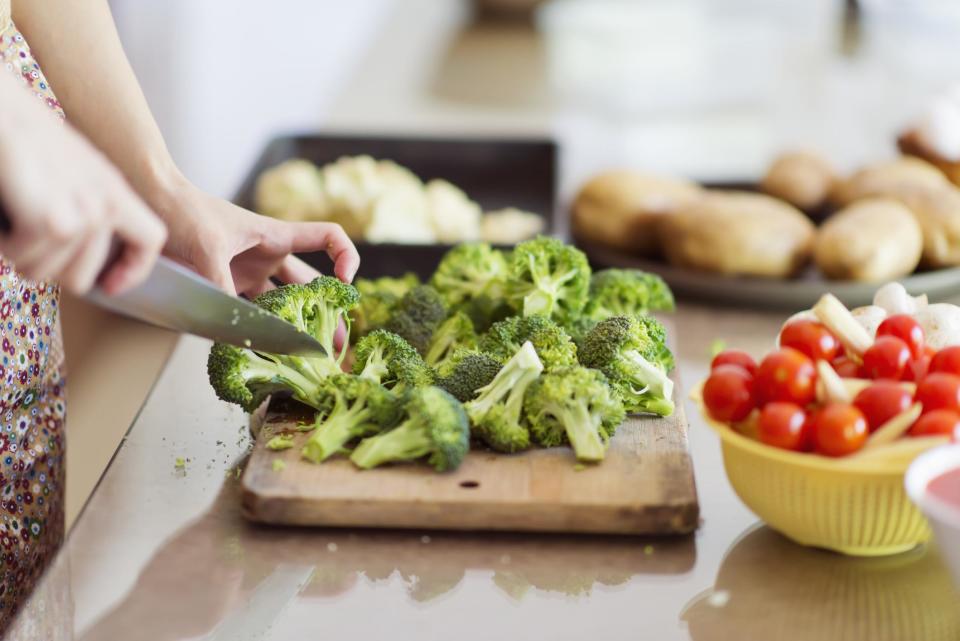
[352,330,435,391]
[266,435,296,451]
[272,459,287,472]
[430,242,508,309]
[578,316,675,416]
[350,386,470,471]
[436,349,502,402]
[464,341,543,453]
[350,273,420,340]
[524,367,625,462]
[424,312,477,369]
[479,315,578,371]
[504,236,590,322]
[386,285,447,355]
[562,316,598,353]
[584,269,675,321]
[301,374,401,463]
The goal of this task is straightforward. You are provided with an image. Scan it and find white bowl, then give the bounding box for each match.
[905,443,960,590]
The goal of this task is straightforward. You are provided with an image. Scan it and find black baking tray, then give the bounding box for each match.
[233,133,558,279]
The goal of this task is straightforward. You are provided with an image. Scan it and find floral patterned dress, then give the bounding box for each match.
[0,16,68,634]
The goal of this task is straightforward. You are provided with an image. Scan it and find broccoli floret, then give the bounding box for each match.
[350,273,420,340]
[524,367,625,462]
[301,374,401,463]
[425,312,477,369]
[207,342,326,412]
[350,386,470,471]
[479,315,578,371]
[430,243,508,308]
[386,285,447,355]
[578,316,675,416]
[436,349,502,402]
[464,341,543,453]
[562,316,598,353]
[504,237,590,322]
[352,329,435,392]
[584,269,675,320]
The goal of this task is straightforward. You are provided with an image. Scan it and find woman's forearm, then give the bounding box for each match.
[12,0,185,199]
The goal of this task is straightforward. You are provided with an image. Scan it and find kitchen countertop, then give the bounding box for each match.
[10,303,960,640]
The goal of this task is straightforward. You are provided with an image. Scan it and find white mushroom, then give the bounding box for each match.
[873,282,928,316]
[915,303,960,349]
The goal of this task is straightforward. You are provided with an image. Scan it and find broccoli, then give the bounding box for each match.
[584,269,675,321]
[301,374,401,463]
[424,312,477,369]
[350,386,470,471]
[562,316,598,353]
[207,342,326,412]
[352,330,435,391]
[436,349,502,402]
[524,367,625,462]
[464,341,543,453]
[350,273,420,340]
[430,243,508,308]
[386,285,447,355]
[479,315,578,371]
[504,237,590,322]
[578,316,675,416]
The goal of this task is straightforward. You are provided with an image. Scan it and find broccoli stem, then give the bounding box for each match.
[314,308,351,366]
[557,402,607,462]
[623,350,675,402]
[357,344,389,383]
[302,398,375,463]
[522,262,580,316]
[350,420,433,469]
[252,354,326,409]
[425,332,456,367]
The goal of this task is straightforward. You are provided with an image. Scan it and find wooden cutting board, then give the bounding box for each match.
[241,380,699,535]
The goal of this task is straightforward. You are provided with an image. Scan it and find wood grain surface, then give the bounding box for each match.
[241,381,699,535]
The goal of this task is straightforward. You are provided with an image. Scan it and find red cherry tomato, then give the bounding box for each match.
[853,382,913,432]
[861,336,911,380]
[811,403,869,457]
[903,353,932,383]
[876,314,925,359]
[755,348,817,406]
[758,402,808,451]
[703,365,756,423]
[780,320,841,362]
[711,349,757,376]
[832,355,860,378]
[909,409,960,437]
[930,346,960,377]
[916,373,960,414]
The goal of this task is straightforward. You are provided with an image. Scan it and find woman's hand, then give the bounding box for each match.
[0,75,167,295]
[147,177,360,295]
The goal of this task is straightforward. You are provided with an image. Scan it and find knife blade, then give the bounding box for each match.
[0,202,327,356]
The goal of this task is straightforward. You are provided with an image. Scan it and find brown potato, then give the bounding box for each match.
[572,171,702,255]
[760,151,835,211]
[814,198,922,281]
[898,129,960,187]
[660,191,815,278]
[831,156,949,207]
[893,186,960,268]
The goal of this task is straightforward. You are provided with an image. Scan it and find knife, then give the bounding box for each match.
[0,205,327,357]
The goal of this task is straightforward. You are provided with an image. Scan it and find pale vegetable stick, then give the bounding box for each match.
[863,403,922,449]
[813,293,873,357]
[845,435,949,468]
[816,360,850,403]
[839,378,915,398]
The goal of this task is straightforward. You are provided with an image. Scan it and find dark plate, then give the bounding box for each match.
[233,133,558,279]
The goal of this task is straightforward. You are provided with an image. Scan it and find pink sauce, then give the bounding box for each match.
[928,467,960,509]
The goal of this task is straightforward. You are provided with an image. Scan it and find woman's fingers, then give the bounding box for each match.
[103,191,168,294]
[245,279,276,298]
[275,255,320,285]
[60,229,113,294]
[283,222,359,283]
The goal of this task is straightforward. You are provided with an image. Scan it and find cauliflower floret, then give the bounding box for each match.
[364,181,437,244]
[254,159,327,222]
[480,208,545,245]
[424,179,481,243]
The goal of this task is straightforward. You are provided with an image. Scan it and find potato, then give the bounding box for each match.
[894,186,960,268]
[660,191,815,278]
[760,150,835,211]
[814,199,922,282]
[831,156,949,207]
[572,171,702,255]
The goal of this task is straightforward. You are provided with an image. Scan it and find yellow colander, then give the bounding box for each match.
[692,384,950,556]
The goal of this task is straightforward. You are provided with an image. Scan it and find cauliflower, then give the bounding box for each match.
[424,179,481,243]
[254,159,327,222]
[480,208,545,245]
[364,182,437,244]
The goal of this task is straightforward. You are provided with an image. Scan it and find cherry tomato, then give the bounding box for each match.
[811,403,869,457]
[930,346,960,377]
[780,320,841,362]
[909,409,960,437]
[876,314,925,359]
[703,365,756,423]
[903,353,932,383]
[832,355,860,378]
[916,373,960,414]
[861,336,911,380]
[758,402,808,451]
[853,382,913,432]
[711,349,757,376]
[755,348,817,406]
